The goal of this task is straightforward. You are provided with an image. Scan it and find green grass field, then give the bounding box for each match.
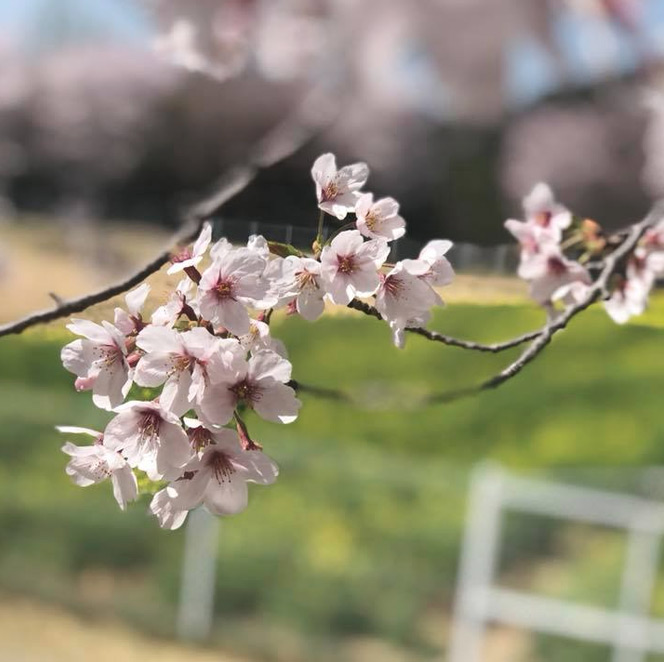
[1,296,663,660]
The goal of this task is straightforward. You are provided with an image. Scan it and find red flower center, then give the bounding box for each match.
[337,255,355,275]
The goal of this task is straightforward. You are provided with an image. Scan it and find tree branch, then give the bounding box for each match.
[299,205,662,408]
[427,204,663,404]
[0,210,209,338]
[0,86,338,339]
[288,379,351,403]
[347,298,542,353]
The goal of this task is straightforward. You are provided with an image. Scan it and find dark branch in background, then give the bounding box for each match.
[288,379,351,403]
[0,86,339,339]
[0,215,206,338]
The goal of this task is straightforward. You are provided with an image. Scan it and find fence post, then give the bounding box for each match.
[177,507,220,642]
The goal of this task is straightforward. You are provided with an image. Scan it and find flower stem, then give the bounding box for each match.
[234,411,262,450]
[324,221,356,246]
[313,210,327,258]
[316,209,325,243]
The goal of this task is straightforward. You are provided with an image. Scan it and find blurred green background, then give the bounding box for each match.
[2,293,664,661]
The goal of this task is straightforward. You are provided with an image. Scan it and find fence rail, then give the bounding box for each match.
[213,215,521,275]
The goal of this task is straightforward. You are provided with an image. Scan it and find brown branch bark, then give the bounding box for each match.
[0,87,338,339]
[427,204,663,404]
[347,299,541,352]
[304,204,663,407]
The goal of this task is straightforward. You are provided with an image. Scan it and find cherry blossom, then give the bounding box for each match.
[604,275,650,324]
[504,219,558,279]
[103,401,192,480]
[355,193,406,241]
[278,256,326,321]
[60,150,652,530]
[59,426,138,510]
[375,260,443,348]
[311,153,369,220]
[167,222,212,275]
[521,246,591,305]
[198,245,272,335]
[151,278,195,327]
[61,319,132,411]
[238,319,287,357]
[150,426,278,530]
[198,350,301,426]
[505,183,572,280]
[320,230,390,305]
[134,326,244,416]
[643,219,664,252]
[551,281,591,309]
[415,239,456,286]
[522,182,572,239]
[114,283,151,336]
[602,251,663,324]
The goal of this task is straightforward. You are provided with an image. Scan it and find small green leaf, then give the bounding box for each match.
[267,241,305,258]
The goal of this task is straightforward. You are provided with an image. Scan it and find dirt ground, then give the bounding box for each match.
[0,596,247,662]
[0,218,527,327]
[0,596,535,662]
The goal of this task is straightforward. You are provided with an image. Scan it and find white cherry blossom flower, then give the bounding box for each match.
[149,489,188,530]
[134,326,244,416]
[520,247,591,305]
[634,243,664,282]
[103,401,192,481]
[391,311,431,350]
[246,234,269,256]
[552,281,591,308]
[415,239,455,286]
[150,427,278,530]
[602,252,661,324]
[312,153,369,220]
[198,350,301,426]
[320,230,389,305]
[504,219,559,279]
[376,260,443,348]
[355,193,406,241]
[151,278,196,327]
[61,319,132,411]
[604,275,650,324]
[505,183,571,276]
[522,182,572,237]
[198,246,273,335]
[247,236,290,306]
[114,284,151,336]
[238,320,287,357]
[168,222,212,275]
[59,426,138,510]
[642,219,664,253]
[278,256,326,321]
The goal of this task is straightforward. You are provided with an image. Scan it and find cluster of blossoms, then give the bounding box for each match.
[505,183,664,323]
[58,153,456,527]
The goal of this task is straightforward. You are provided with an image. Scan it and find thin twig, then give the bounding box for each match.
[0,86,339,339]
[288,379,350,403]
[0,192,218,338]
[347,298,541,353]
[427,204,663,405]
[405,325,542,352]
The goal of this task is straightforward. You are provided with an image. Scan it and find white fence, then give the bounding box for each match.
[449,464,664,662]
[214,216,520,274]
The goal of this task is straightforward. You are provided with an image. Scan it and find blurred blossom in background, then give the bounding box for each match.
[3,2,664,662]
[1,0,664,245]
